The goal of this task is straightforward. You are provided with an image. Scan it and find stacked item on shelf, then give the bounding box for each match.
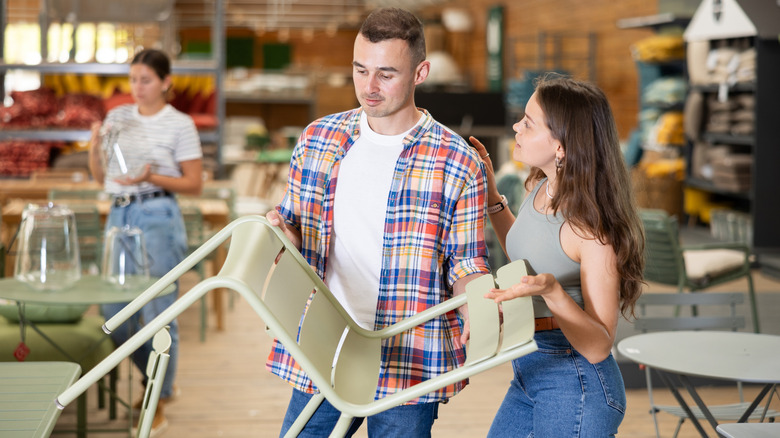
[710,151,752,193]
[0,86,105,129]
[631,155,685,219]
[705,94,754,136]
[624,33,687,166]
[0,140,63,177]
[687,39,756,88]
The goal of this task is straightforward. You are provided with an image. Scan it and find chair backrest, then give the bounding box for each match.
[640,209,686,288]
[47,203,103,273]
[180,205,205,252]
[48,188,110,202]
[216,219,380,404]
[635,292,746,333]
[135,326,172,438]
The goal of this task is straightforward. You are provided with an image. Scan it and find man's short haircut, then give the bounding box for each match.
[359,7,427,68]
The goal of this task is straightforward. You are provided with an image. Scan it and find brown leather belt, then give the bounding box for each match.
[534,316,560,332]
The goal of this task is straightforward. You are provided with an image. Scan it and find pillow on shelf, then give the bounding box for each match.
[0,300,90,323]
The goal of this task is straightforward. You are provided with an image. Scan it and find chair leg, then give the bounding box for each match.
[747,275,760,333]
[200,295,208,342]
[198,263,208,342]
[672,418,685,438]
[77,392,87,438]
[285,393,326,438]
[329,413,355,438]
[646,366,662,438]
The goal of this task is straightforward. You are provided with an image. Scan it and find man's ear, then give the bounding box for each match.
[415,61,430,85]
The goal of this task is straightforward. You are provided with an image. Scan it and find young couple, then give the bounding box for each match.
[265,7,645,438]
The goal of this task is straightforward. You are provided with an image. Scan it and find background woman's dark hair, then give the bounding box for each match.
[526,73,646,319]
[131,49,171,81]
[359,7,427,68]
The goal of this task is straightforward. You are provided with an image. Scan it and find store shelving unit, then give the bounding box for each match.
[682,0,780,265]
[0,0,225,175]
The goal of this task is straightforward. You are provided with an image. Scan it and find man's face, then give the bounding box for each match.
[352,34,420,121]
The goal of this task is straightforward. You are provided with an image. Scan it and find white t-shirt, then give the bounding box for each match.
[325,112,421,329]
[101,104,202,195]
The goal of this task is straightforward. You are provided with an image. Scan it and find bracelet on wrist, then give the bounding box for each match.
[487,194,508,214]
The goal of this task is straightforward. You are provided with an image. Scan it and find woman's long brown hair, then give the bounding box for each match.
[526,74,645,319]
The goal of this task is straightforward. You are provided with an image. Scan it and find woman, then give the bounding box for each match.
[470,74,645,437]
[88,48,203,433]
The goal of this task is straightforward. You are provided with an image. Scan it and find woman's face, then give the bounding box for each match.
[129,63,169,107]
[512,92,560,170]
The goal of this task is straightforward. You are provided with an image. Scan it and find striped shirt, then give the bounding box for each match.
[101,104,202,195]
[266,108,490,404]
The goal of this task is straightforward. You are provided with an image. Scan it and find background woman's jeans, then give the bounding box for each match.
[487,329,626,437]
[101,196,186,399]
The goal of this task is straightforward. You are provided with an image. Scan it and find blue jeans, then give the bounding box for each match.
[487,330,626,438]
[280,388,439,438]
[100,196,187,399]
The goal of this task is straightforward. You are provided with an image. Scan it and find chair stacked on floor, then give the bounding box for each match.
[633,292,779,438]
[56,215,539,437]
[639,208,760,332]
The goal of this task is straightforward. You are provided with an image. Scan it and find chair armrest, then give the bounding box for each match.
[370,293,469,338]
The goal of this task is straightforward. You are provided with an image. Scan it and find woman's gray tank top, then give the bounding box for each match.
[504,179,583,317]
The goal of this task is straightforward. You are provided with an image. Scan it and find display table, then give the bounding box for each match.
[0,361,81,437]
[618,331,780,437]
[0,276,176,438]
[1,196,231,330]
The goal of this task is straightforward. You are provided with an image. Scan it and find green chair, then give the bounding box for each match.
[639,208,759,332]
[632,292,778,438]
[180,204,211,342]
[48,190,108,275]
[56,215,539,437]
[48,188,111,202]
[68,204,104,275]
[0,312,118,437]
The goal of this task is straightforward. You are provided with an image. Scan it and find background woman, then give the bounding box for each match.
[88,48,203,434]
[470,74,645,437]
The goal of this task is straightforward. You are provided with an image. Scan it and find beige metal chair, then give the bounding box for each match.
[56,215,538,437]
[634,292,778,438]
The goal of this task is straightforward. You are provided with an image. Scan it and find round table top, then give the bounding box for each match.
[617,330,780,383]
[0,275,174,305]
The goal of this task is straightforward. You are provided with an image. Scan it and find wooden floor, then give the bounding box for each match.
[53,270,780,438]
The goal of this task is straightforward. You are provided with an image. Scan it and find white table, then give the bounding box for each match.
[717,423,780,438]
[618,331,780,437]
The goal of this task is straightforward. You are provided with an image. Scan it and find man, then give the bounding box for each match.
[266,7,490,437]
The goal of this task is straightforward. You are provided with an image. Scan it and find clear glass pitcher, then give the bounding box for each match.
[14,203,82,290]
[101,225,150,288]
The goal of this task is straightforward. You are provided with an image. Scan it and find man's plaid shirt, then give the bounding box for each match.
[266,108,490,404]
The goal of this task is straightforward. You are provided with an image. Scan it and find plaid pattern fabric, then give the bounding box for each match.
[266,108,490,404]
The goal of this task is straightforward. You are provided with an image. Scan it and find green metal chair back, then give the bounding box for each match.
[639,208,759,332]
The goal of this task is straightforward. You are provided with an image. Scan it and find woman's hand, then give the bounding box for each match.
[113,164,151,185]
[485,273,561,303]
[469,136,501,204]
